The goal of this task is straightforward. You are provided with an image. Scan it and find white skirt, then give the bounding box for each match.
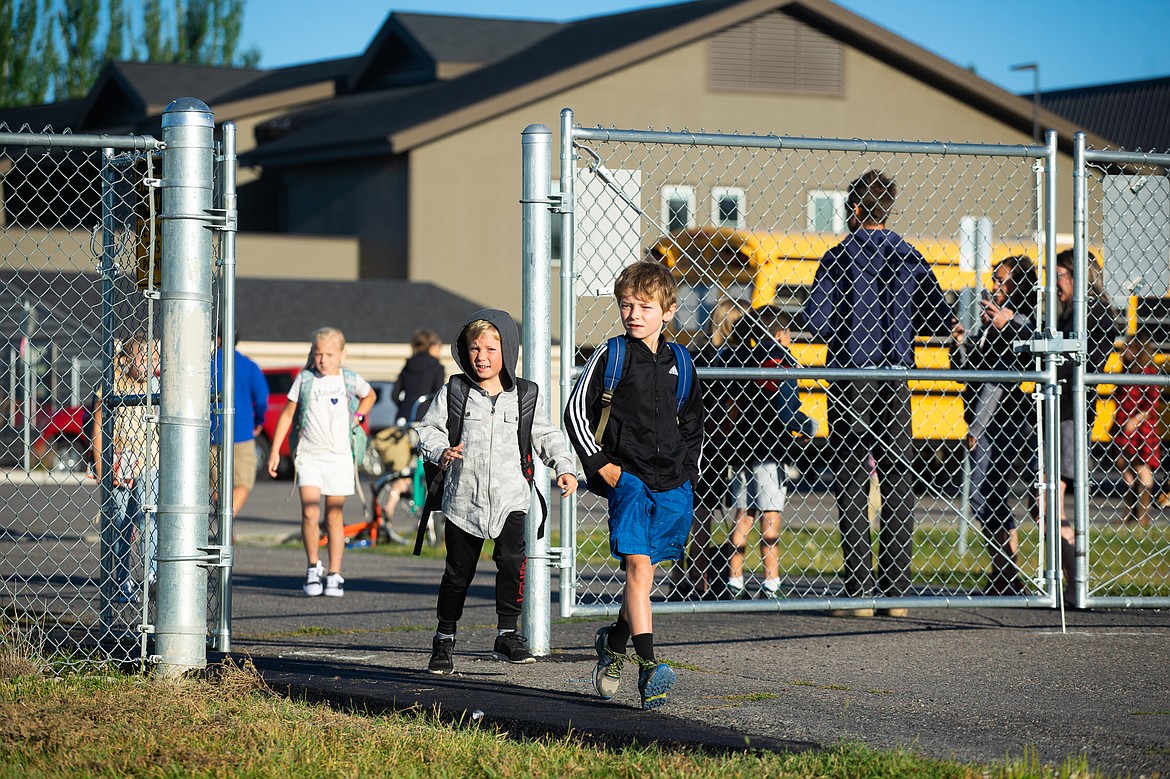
[294,452,356,496]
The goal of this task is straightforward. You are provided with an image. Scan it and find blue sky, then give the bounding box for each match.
[241,0,1170,93]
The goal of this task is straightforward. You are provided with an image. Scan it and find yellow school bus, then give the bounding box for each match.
[647,227,1043,451]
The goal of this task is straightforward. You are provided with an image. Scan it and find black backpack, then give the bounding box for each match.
[413,374,544,555]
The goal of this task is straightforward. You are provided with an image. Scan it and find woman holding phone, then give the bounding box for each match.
[951,255,1039,596]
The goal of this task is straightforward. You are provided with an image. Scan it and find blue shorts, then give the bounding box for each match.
[607,473,693,565]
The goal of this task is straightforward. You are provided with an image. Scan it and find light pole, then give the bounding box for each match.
[1011,62,1040,143]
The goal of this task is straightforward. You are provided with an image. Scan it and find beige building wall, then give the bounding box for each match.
[236,233,360,279]
[409,33,1074,323]
[0,228,360,281]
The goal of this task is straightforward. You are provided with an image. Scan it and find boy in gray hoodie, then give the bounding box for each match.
[417,309,578,674]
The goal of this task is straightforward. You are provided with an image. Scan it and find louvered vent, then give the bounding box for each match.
[709,11,843,96]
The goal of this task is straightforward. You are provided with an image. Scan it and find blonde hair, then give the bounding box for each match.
[305,326,346,369]
[465,320,500,343]
[709,298,749,348]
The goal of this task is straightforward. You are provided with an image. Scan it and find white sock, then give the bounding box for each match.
[436,631,455,641]
[727,576,744,590]
[497,629,515,636]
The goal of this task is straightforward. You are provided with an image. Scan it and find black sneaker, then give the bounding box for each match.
[428,635,455,675]
[491,631,536,664]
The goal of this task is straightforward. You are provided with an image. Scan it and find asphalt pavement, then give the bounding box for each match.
[222,479,1170,777]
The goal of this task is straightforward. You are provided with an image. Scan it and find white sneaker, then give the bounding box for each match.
[303,561,324,596]
[323,572,345,597]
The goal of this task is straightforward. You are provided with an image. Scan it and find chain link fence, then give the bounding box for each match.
[1078,137,1170,608]
[0,106,228,669]
[554,114,1071,615]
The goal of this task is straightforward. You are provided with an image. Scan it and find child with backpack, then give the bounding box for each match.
[416,309,578,674]
[267,326,375,598]
[721,306,817,600]
[564,261,704,710]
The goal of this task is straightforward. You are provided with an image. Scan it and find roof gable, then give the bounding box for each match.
[244,0,1113,169]
[347,11,563,92]
[1038,76,1170,152]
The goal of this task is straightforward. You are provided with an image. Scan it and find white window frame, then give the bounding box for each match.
[808,190,847,234]
[661,184,697,233]
[711,186,746,229]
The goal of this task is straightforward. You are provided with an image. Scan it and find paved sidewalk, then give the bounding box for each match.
[221,527,1170,776]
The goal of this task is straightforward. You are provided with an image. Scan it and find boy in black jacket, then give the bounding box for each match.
[564,261,704,710]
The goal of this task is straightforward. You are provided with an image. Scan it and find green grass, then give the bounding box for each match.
[290,514,1170,596]
[0,658,1108,779]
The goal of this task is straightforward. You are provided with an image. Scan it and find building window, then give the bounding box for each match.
[711,186,746,229]
[808,190,846,233]
[709,11,844,96]
[662,185,696,233]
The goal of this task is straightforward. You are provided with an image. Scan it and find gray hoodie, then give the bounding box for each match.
[416,309,576,539]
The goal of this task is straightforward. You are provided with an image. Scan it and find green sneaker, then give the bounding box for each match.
[592,626,626,700]
[635,656,676,710]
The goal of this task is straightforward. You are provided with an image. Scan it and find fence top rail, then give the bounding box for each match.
[570,126,1048,158]
[1083,147,1170,166]
[0,130,162,152]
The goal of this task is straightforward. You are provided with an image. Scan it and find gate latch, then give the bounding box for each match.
[1014,330,1083,364]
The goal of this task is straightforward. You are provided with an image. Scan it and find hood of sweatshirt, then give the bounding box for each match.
[451,308,520,390]
[843,228,919,275]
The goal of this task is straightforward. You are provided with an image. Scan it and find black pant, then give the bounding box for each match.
[828,379,915,597]
[436,510,527,634]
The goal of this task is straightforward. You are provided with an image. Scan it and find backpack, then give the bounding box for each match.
[413,374,544,555]
[588,336,695,493]
[289,368,369,498]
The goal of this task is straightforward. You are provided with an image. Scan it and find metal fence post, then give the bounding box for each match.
[558,108,578,619]
[1069,130,1089,610]
[213,121,238,652]
[521,124,553,655]
[154,98,216,676]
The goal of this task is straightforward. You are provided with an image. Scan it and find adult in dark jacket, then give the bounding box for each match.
[802,170,951,612]
[393,328,445,424]
[951,255,1038,595]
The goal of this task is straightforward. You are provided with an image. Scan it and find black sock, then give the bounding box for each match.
[607,617,631,653]
[632,632,654,663]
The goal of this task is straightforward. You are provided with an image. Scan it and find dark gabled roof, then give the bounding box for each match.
[0,57,353,134]
[1034,75,1170,153]
[211,57,357,104]
[393,12,562,65]
[0,270,145,343]
[346,12,563,93]
[0,99,86,133]
[244,0,1107,169]
[235,278,486,344]
[83,61,263,119]
[245,0,743,166]
[0,272,486,347]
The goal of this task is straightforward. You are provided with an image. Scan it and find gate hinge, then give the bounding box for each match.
[204,207,237,231]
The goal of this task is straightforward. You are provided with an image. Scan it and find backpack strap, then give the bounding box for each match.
[286,370,314,501]
[414,376,472,556]
[593,336,626,445]
[341,368,368,508]
[666,341,694,413]
[516,378,548,538]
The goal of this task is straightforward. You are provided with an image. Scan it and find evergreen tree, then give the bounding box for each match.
[57,0,104,99]
[1,0,259,109]
[0,0,57,108]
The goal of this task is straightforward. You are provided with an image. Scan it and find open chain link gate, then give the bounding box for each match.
[0,100,237,672]
[1076,135,1170,609]
[523,110,1170,624]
